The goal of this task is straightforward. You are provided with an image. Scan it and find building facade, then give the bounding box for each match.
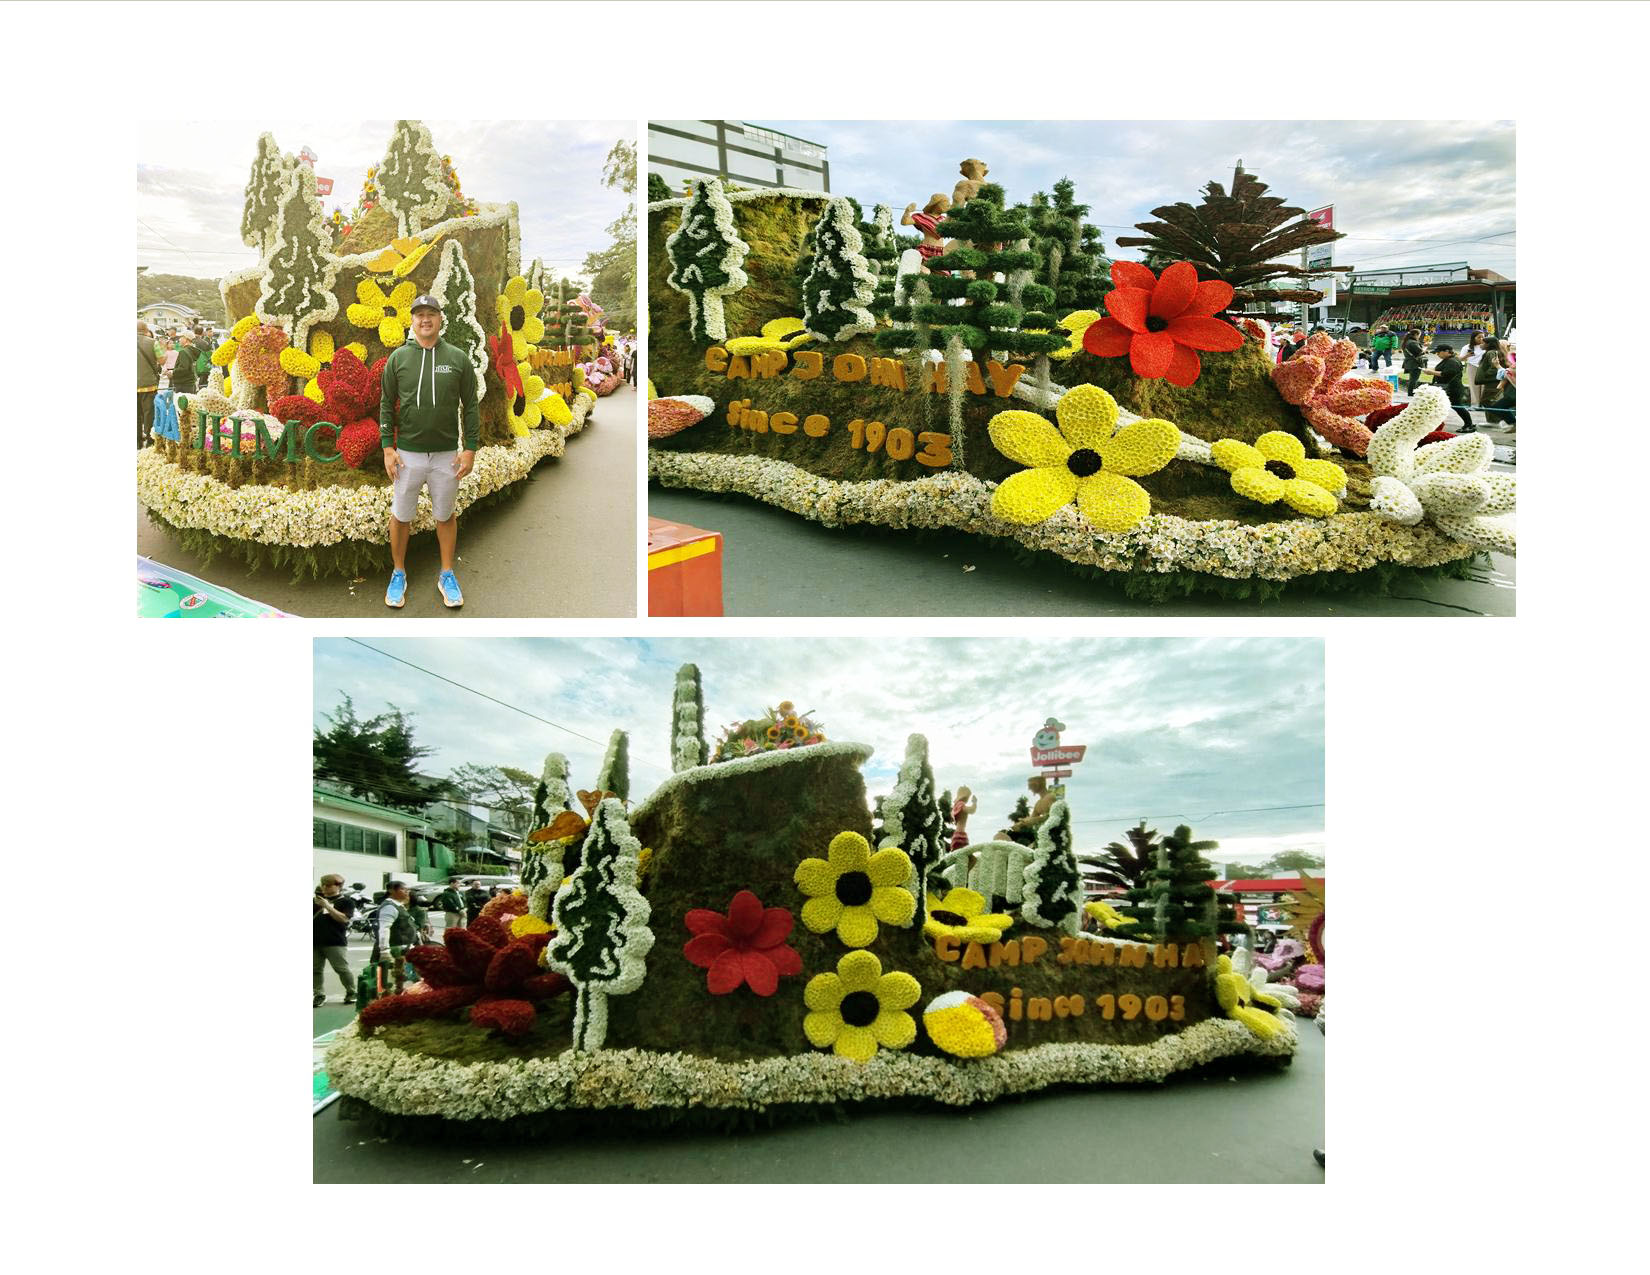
[312,788,430,888]
[137,301,201,333]
[648,120,829,196]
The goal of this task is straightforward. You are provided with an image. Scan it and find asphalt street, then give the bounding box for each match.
[139,381,637,617]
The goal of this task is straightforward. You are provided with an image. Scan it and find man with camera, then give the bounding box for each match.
[313,874,358,1008]
[372,880,421,996]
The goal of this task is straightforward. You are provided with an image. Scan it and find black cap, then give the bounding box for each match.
[410,294,442,313]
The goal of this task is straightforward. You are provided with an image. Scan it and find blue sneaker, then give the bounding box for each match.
[437,569,463,608]
[385,568,407,608]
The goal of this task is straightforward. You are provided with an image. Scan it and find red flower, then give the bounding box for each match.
[1083,261,1242,386]
[358,920,568,1037]
[683,890,802,997]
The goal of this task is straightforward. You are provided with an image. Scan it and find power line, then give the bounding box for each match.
[1070,802,1324,827]
[339,639,669,776]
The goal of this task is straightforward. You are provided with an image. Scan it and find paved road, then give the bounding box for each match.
[313,1008,1324,1183]
[139,382,637,617]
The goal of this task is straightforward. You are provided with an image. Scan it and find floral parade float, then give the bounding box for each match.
[646,163,1515,600]
[138,121,605,578]
[324,664,1297,1137]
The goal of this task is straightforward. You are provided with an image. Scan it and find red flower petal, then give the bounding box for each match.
[1150,262,1198,319]
[766,943,803,977]
[751,907,794,949]
[1104,286,1150,334]
[521,971,570,1000]
[470,996,535,1036]
[1129,330,1176,378]
[683,932,732,969]
[1165,315,1244,352]
[706,948,745,995]
[1188,279,1235,316]
[1111,261,1158,292]
[1164,342,1202,387]
[741,950,780,997]
[1083,316,1133,357]
[726,890,763,939]
[683,908,728,937]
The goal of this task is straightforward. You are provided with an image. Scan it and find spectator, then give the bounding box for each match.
[433,881,465,932]
[372,881,420,996]
[464,878,490,923]
[1475,337,1506,424]
[1431,344,1474,431]
[138,322,161,448]
[1402,329,1427,396]
[313,874,357,1008]
[1369,324,1396,372]
[170,330,199,394]
[1279,329,1308,362]
[408,888,434,945]
[1348,325,1370,367]
[1462,331,1488,407]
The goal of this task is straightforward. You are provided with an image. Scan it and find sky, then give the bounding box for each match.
[137,119,632,284]
[312,637,1324,872]
[755,120,1516,279]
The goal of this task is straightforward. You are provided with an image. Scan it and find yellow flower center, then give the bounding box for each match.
[1067,447,1103,478]
[1265,459,1296,480]
[840,991,880,1027]
[835,871,873,906]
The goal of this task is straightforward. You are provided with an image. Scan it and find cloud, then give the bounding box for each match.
[314,637,1324,862]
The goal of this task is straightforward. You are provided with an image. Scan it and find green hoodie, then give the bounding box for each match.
[378,338,480,452]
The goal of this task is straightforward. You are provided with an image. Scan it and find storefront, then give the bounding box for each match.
[1333,262,1515,338]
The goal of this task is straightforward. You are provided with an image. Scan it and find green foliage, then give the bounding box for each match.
[313,694,441,812]
[1005,794,1035,847]
[584,137,638,333]
[241,132,286,252]
[647,172,674,203]
[138,274,228,327]
[1092,821,1160,894]
[1259,850,1326,874]
[522,752,574,892]
[1142,825,1222,942]
[595,728,630,800]
[446,763,537,839]
[257,164,337,338]
[666,180,749,345]
[1021,178,1112,315]
[801,197,877,342]
[1022,799,1084,934]
[376,120,451,235]
[881,734,945,911]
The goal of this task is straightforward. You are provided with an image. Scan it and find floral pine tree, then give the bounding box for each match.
[665,178,749,344]
[256,163,338,349]
[547,798,654,1051]
[595,728,630,801]
[240,132,287,253]
[865,204,901,318]
[880,734,945,916]
[433,240,488,398]
[376,120,452,236]
[1025,179,1112,314]
[522,751,575,898]
[801,197,878,342]
[1143,824,1224,943]
[1022,799,1084,935]
[671,664,706,772]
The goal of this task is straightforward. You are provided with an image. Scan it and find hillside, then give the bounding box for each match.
[136,273,227,324]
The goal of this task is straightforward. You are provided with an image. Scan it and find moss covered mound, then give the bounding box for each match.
[337,206,398,255]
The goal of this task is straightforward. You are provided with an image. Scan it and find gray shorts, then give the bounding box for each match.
[390,449,459,523]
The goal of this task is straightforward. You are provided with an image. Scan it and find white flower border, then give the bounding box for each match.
[630,739,874,825]
[649,449,1477,583]
[1022,799,1082,935]
[138,394,590,548]
[324,1016,1296,1121]
[431,238,490,399]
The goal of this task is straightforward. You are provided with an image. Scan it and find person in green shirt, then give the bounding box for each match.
[433,883,465,933]
[1369,324,1396,372]
[378,295,480,609]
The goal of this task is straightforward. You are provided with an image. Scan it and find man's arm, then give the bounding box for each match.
[379,349,398,450]
[316,895,348,923]
[459,353,481,452]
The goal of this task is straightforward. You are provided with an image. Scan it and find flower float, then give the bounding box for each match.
[1271,330,1392,456]
[987,384,1179,532]
[1230,947,1299,1018]
[497,275,546,360]
[794,830,915,947]
[923,991,1007,1058]
[358,909,570,1038]
[1213,953,1290,1041]
[922,887,1013,945]
[278,329,368,403]
[1081,261,1242,386]
[683,889,803,996]
[1210,430,1347,518]
[1365,386,1515,554]
[724,316,817,357]
[347,277,418,347]
[210,314,260,369]
[802,949,921,1062]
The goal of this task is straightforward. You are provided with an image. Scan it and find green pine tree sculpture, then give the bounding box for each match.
[1144,824,1223,942]
[881,734,945,915]
[802,196,878,342]
[595,728,630,801]
[434,240,488,398]
[376,120,452,236]
[665,178,749,344]
[256,163,337,348]
[1022,799,1084,935]
[1024,179,1113,315]
[240,132,286,253]
[671,664,706,772]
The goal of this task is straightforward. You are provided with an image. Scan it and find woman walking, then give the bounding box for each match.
[1462,331,1488,407]
[1402,329,1427,396]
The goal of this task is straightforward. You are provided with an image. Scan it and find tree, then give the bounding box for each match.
[584,137,638,333]
[671,664,706,772]
[864,204,901,319]
[1005,795,1035,847]
[240,132,286,253]
[522,752,575,906]
[376,120,452,236]
[1114,165,1346,307]
[446,763,537,840]
[1260,850,1326,875]
[800,197,878,343]
[1088,820,1160,894]
[880,734,945,916]
[665,178,750,344]
[647,172,674,204]
[1023,178,1112,315]
[546,798,654,1051]
[1137,824,1231,943]
[433,239,488,398]
[1022,800,1084,935]
[595,728,630,800]
[256,162,338,348]
[312,695,440,812]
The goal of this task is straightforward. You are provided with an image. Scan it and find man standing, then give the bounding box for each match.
[463,878,490,924]
[170,330,199,394]
[138,322,161,448]
[313,874,357,1007]
[433,880,465,933]
[378,295,479,610]
[372,880,421,996]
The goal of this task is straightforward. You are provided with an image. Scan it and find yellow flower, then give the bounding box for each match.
[346,278,418,347]
[725,316,816,356]
[1215,954,1290,1040]
[795,831,916,947]
[987,384,1179,532]
[506,364,550,435]
[365,231,445,279]
[1082,900,1138,932]
[510,913,553,938]
[540,391,573,428]
[210,314,260,368]
[278,330,369,401]
[497,276,546,359]
[1210,432,1347,518]
[923,888,1014,945]
[802,950,920,1062]
[1051,309,1101,362]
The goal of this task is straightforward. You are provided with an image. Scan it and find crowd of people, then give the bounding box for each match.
[137,322,221,448]
[1271,321,1515,434]
[311,874,517,1007]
